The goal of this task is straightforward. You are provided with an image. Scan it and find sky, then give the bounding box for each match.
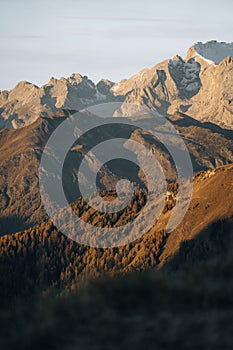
[1,0,233,90]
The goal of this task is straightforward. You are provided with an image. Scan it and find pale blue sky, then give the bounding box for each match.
[1,0,233,90]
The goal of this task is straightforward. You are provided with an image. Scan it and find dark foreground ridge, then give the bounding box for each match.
[1,221,233,350]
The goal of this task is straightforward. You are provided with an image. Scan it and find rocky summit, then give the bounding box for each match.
[1,41,233,130]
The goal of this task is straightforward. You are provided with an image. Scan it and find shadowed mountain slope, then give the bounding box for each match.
[1,108,233,235]
[0,164,233,298]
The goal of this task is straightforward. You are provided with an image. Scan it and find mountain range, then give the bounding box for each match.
[1,40,233,130]
[1,40,233,349]
[0,40,233,293]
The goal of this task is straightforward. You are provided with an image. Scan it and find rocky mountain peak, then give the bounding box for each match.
[97,79,115,95]
[172,55,184,62]
[1,41,233,130]
[186,40,233,65]
[67,73,84,85]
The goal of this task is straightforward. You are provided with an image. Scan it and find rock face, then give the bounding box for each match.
[0,74,115,129]
[188,40,233,64]
[112,41,233,129]
[0,40,233,130]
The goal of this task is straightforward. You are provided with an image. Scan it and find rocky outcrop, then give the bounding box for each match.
[0,74,115,129]
[1,41,233,130]
[111,41,233,129]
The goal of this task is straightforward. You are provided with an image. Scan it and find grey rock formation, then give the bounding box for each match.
[112,41,233,129]
[0,41,233,129]
[0,74,114,129]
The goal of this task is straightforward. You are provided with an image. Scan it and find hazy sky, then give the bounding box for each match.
[1,0,233,90]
